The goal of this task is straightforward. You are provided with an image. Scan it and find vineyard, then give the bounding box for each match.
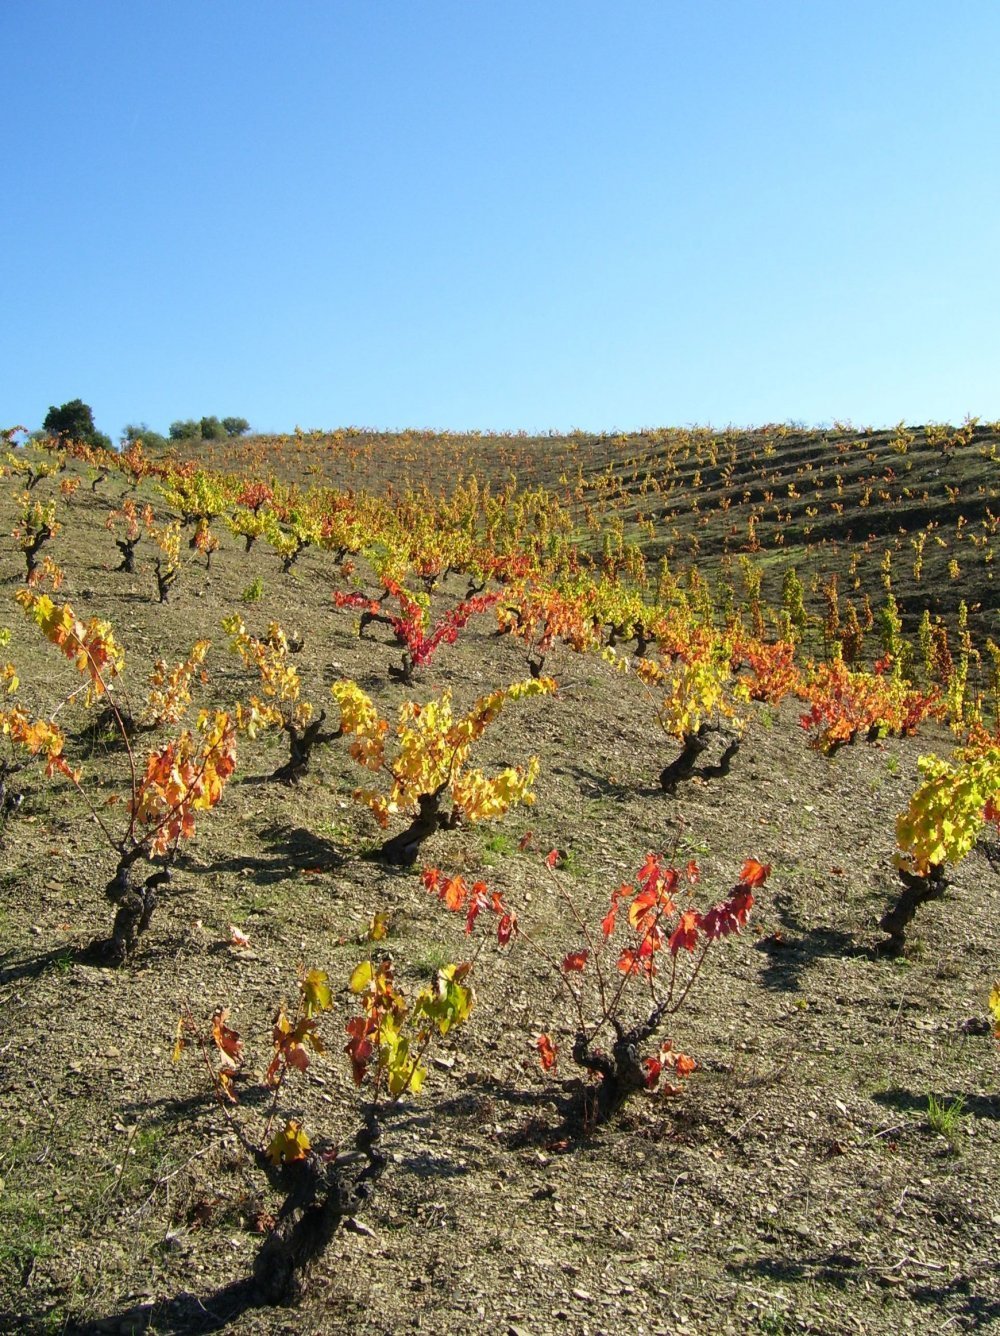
[0,422,997,1335]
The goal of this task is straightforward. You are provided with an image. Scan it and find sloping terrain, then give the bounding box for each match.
[0,435,997,1335]
[201,420,1000,639]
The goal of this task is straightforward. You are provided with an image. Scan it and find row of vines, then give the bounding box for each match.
[1,423,998,1314]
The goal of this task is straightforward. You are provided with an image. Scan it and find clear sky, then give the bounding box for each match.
[3,1,999,439]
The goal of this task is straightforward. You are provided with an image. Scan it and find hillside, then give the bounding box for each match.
[0,428,997,1335]
[194,420,1000,651]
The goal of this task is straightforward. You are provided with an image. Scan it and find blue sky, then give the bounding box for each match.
[3,1,999,438]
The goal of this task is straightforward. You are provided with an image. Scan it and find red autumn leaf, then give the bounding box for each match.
[642,1056,662,1089]
[518,830,533,851]
[536,1033,558,1072]
[674,1053,697,1077]
[700,904,736,941]
[464,882,490,934]
[344,1016,375,1085]
[602,883,630,939]
[726,886,755,926]
[668,909,701,955]
[561,949,588,973]
[285,1043,310,1074]
[545,849,560,870]
[701,882,757,942]
[421,867,442,893]
[738,858,771,888]
[636,852,663,895]
[497,912,517,945]
[685,859,700,885]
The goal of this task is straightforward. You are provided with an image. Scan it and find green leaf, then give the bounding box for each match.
[414,963,475,1035]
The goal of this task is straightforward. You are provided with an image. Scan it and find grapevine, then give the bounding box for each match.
[423,852,769,1122]
[15,593,237,960]
[634,633,743,791]
[332,675,556,863]
[224,614,338,782]
[880,744,1000,954]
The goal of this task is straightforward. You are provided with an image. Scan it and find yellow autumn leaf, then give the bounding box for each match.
[366,911,390,941]
[171,1016,186,1063]
[349,960,375,993]
[301,968,333,1016]
[266,1119,311,1166]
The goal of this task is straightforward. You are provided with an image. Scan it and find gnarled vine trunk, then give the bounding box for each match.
[378,784,457,865]
[103,853,171,964]
[271,712,340,785]
[659,723,740,793]
[571,1001,671,1124]
[114,537,139,573]
[876,865,947,956]
[252,1109,386,1307]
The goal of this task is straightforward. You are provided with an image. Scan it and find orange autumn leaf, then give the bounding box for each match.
[211,1008,243,1064]
[617,945,655,977]
[738,858,771,888]
[536,1033,558,1072]
[442,874,469,912]
[561,949,589,973]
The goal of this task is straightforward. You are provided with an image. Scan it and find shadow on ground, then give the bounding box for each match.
[755,889,861,991]
[178,822,346,884]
